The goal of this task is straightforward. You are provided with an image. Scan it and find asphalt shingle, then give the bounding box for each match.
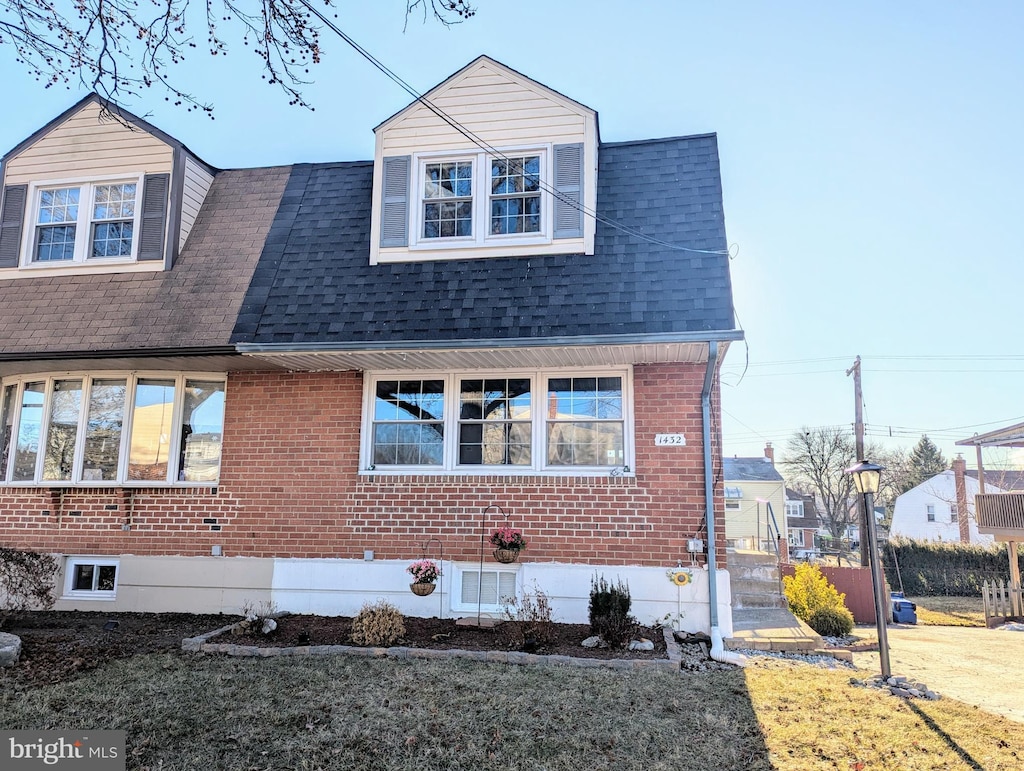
[231,134,737,345]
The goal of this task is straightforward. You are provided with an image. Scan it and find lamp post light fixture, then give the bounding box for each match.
[845,459,891,678]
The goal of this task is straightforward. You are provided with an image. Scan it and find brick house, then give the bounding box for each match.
[0,57,742,636]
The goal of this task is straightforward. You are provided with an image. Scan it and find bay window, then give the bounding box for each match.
[0,373,225,486]
[364,369,631,474]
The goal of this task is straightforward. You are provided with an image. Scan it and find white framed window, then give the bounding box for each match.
[926,504,936,522]
[362,368,633,475]
[63,557,119,599]
[24,176,143,266]
[725,500,741,512]
[410,148,551,250]
[451,565,519,614]
[950,503,958,523]
[785,500,804,518]
[0,372,226,486]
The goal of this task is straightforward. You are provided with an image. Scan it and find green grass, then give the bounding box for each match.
[908,596,986,627]
[3,653,1024,770]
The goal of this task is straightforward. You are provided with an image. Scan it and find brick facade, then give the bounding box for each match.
[0,363,724,568]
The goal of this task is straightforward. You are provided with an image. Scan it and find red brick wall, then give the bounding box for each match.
[0,364,725,567]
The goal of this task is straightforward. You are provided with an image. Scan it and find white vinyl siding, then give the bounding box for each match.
[4,101,173,186]
[179,157,215,250]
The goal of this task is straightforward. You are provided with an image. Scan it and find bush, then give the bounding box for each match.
[501,583,556,649]
[807,606,854,637]
[588,575,638,648]
[783,562,848,623]
[350,600,405,647]
[0,547,59,629]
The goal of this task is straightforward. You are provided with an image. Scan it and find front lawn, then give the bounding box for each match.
[3,652,1022,770]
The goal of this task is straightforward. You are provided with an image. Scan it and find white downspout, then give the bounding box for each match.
[701,340,748,667]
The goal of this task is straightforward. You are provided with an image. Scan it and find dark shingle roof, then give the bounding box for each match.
[232,134,735,344]
[0,166,290,356]
[723,457,784,483]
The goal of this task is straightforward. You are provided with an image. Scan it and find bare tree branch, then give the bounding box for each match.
[0,0,475,118]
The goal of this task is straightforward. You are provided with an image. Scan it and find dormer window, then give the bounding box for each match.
[489,155,541,235]
[375,143,585,263]
[30,178,140,264]
[422,160,473,239]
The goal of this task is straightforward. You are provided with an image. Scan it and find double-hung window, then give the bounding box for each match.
[29,178,141,265]
[0,373,226,486]
[365,370,631,474]
[412,149,549,248]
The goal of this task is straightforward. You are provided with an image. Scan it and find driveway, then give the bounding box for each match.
[851,625,1024,723]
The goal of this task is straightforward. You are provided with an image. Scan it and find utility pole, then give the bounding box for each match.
[846,356,869,567]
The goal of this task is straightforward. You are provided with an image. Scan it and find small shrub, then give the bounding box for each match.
[807,606,854,637]
[350,600,406,647]
[501,583,556,649]
[232,601,280,636]
[0,547,59,629]
[588,574,638,648]
[783,562,848,622]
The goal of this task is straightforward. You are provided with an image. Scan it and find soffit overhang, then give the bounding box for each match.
[236,332,742,372]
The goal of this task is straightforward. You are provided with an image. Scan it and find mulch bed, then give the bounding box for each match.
[2,611,667,688]
[225,614,668,660]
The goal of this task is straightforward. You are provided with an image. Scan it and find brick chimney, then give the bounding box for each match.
[764,442,774,464]
[952,455,970,543]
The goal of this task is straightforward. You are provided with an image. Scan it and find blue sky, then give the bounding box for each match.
[2,1,1022,470]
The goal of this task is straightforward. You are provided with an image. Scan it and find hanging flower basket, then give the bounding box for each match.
[407,559,440,595]
[493,548,520,564]
[489,526,526,564]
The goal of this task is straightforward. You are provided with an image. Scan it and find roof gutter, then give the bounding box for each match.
[236,329,744,355]
[700,339,747,667]
[0,345,238,362]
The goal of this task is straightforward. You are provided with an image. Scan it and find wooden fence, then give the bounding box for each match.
[781,563,881,624]
[981,579,1023,626]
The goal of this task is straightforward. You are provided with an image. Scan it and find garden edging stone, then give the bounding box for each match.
[182,623,689,673]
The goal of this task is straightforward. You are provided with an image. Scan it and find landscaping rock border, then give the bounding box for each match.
[183,624,701,673]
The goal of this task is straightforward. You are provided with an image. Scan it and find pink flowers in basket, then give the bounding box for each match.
[489,526,527,551]
[407,559,441,584]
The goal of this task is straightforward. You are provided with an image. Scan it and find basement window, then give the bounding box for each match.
[453,567,518,614]
[64,557,119,599]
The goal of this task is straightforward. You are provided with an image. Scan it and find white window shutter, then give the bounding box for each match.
[380,155,410,247]
[553,143,584,239]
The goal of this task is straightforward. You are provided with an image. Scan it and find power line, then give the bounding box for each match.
[297,1,730,256]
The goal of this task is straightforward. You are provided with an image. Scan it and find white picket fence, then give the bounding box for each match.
[981,579,1023,624]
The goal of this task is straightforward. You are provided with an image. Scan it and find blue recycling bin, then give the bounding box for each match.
[891,592,917,624]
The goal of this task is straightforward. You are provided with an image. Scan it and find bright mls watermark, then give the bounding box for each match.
[1,732,125,770]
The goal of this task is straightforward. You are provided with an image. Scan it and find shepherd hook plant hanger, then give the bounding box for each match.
[418,537,445,618]
[477,504,511,626]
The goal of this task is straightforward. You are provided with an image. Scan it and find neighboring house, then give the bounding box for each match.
[722,444,788,553]
[890,458,1024,544]
[784,488,820,550]
[0,57,743,634]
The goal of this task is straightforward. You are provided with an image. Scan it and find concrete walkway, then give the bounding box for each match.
[852,624,1024,724]
[727,607,823,652]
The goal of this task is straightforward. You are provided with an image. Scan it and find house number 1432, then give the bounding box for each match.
[654,434,686,446]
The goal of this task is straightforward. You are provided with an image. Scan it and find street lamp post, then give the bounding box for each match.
[845,459,891,679]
